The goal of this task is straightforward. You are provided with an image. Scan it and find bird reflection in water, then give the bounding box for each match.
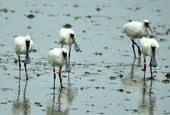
[130,58,142,78]
[121,58,143,92]
[46,78,77,115]
[12,78,31,115]
[138,79,156,115]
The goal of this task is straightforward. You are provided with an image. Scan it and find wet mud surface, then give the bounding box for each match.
[0,0,170,115]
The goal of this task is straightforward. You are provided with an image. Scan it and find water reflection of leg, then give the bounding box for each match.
[52,88,56,110]
[17,75,21,102]
[23,80,29,115]
[23,80,28,99]
[57,88,63,111]
[142,79,146,107]
[130,58,136,78]
[137,57,142,66]
[68,73,71,87]
[149,89,156,115]
[149,79,153,94]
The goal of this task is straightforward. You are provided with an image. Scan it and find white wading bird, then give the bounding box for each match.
[48,48,70,88]
[14,35,33,80]
[139,37,159,79]
[58,24,80,72]
[122,19,154,58]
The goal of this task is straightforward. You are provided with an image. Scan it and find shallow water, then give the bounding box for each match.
[0,0,170,115]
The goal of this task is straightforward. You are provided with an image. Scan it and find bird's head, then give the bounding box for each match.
[62,48,68,58]
[143,19,150,28]
[25,35,31,41]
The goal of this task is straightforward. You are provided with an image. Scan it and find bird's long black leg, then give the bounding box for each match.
[53,67,56,89]
[18,56,21,70]
[144,58,146,80]
[59,66,63,88]
[69,46,71,66]
[24,63,28,80]
[134,42,141,57]
[150,58,153,79]
[18,56,21,79]
[132,40,141,58]
[131,40,136,58]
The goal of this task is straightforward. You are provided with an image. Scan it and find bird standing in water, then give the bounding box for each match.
[58,24,80,72]
[122,19,154,58]
[48,48,70,88]
[139,37,159,80]
[14,35,33,80]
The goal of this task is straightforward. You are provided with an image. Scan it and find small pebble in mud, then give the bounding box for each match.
[97,70,102,72]
[124,99,130,101]
[36,74,40,77]
[85,15,92,19]
[166,73,170,79]
[159,38,166,42]
[165,28,170,35]
[0,8,8,13]
[73,4,79,8]
[86,110,90,113]
[64,14,71,17]
[117,74,123,78]
[74,16,81,20]
[84,72,90,75]
[109,76,116,80]
[95,87,100,89]
[94,52,102,56]
[132,109,139,113]
[34,102,43,107]
[104,65,111,69]
[27,26,32,29]
[89,79,95,82]
[165,66,169,68]
[1,102,7,104]
[103,47,109,50]
[80,87,84,90]
[126,91,131,94]
[162,79,169,84]
[96,7,101,11]
[27,14,35,19]
[11,10,15,13]
[120,35,124,38]
[117,89,124,92]
[32,49,37,53]
[82,30,86,33]
[156,9,161,12]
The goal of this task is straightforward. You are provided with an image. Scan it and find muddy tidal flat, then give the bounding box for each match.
[0,0,170,115]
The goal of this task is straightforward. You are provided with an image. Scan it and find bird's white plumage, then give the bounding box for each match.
[58,28,76,46]
[14,35,33,56]
[122,20,150,39]
[48,48,67,67]
[139,37,159,57]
